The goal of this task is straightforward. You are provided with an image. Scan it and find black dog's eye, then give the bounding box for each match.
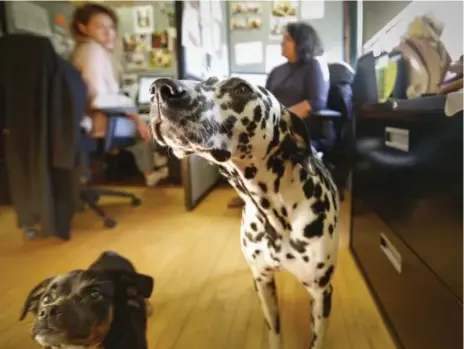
[88,289,102,300]
[42,295,52,305]
[233,83,252,95]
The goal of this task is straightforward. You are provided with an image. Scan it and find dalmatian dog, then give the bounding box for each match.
[150,77,339,349]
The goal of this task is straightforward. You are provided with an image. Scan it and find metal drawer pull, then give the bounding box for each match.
[385,127,409,152]
[380,233,403,274]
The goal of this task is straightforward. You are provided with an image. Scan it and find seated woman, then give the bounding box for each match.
[228,21,330,208]
[70,3,167,186]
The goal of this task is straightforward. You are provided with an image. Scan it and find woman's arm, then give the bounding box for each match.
[289,58,330,118]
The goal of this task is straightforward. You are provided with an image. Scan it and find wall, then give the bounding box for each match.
[362,0,411,44]
[228,0,345,75]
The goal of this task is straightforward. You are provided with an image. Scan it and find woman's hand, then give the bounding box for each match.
[127,113,151,142]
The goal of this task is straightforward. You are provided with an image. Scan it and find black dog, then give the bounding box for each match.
[20,251,154,349]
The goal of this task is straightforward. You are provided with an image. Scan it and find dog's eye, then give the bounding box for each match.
[233,83,252,95]
[42,295,52,305]
[88,289,102,300]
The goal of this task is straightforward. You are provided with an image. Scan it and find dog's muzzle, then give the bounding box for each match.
[151,78,190,111]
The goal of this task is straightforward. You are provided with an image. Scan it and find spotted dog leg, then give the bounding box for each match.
[250,266,281,349]
[306,284,333,349]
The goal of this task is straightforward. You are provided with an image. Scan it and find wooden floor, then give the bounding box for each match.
[0,187,396,349]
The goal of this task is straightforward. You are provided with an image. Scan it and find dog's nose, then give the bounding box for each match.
[38,305,63,320]
[151,78,186,101]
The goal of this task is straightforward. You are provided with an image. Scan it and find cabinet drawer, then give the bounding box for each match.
[352,212,463,349]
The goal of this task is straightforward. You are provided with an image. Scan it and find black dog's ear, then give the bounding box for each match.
[112,271,154,299]
[283,110,313,165]
[20,277,53,321]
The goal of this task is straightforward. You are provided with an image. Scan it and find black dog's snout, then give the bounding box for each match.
[152,78,186,100]
[38,305,63,320]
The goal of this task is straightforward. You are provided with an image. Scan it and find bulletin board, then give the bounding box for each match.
[115,1,178,78]
[228,0,344,75]
[180,0,229,80]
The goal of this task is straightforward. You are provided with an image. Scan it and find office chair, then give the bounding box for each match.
[79,113,142,228]
[310,62,355,199]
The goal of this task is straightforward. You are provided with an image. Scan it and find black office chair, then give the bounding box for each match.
[310,62,355,198]
[79,113,142,228]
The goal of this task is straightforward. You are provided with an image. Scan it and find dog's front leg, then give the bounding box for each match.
[250,267,281,349]
[306,284,333,349]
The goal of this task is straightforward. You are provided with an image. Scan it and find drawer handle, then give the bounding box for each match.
[380,233,403,274]
[385,127,409,152]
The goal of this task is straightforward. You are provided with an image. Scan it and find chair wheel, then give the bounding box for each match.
[104,218,117,228]
[131,197,142,206]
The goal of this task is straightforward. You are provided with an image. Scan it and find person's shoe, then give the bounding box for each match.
[228,196,244,208]
[145,167,169,187]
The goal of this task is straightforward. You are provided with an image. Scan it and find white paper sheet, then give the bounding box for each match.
[235,42,263,66]
[301,0,325,20]
[132,5,155,34]
[265,44,286,73]
[11,1,52,37]
[182,4,201,48]
[211,1,223,22]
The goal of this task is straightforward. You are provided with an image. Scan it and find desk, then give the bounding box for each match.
[350,96,463,349]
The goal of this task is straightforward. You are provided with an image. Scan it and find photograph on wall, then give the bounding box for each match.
[247,17,262,30]
[230,3,247,16]
[152,30,169,49]
[271,1,298,17]
[301,0,325,20]
[230,18,247,31]
[125,51,149,70]
[269,16,295,39]
[246,3,262,15]
[132,5,155,34]
[149,49,173,69]
[123,33,151,52]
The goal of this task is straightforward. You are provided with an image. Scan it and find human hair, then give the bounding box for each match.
[70,2,118,39]
[286,22,324,62]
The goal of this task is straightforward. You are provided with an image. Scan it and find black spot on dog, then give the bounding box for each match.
[303,179,315,198]
[275,313,281,334]
[328,224,334,236]
[210,149,231,162]
[239,132,249,144]
[265,124,280,156]
[254,249,261,256]
[220,115,237,135]
[314,183,323,198]
[286,253,295,260]
[289,239,307,253]
[244,166,258,179]
[319,266,334,288]
[253,105,262,123]
[317,262,325,269]
[250,222,258,231]
[241,117,250,126]
[299,167,307,181]
[292,203,298,210]
[258,182,267,193]
[261,198,270,209]
[311,196,330,215]
[303,212,325,239]
[303,256,309,262]
[322,286,333,318]
[281,207,287,217]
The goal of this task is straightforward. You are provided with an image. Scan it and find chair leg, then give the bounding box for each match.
[80,190,117,228]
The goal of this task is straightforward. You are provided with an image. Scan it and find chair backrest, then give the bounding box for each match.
[326,62,355,119]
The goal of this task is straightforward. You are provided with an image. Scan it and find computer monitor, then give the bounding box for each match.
[137,76,172,106]
[231,73,268,87]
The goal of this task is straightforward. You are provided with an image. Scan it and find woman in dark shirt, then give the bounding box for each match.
[228,22,330,208]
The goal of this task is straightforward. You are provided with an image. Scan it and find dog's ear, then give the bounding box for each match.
[284,110,312,163]
[112,271,154,299]
[20,277,53,321]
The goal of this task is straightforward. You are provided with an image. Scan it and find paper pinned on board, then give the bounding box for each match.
[301,0,325,20]
[132,5,155,34]
[235,41,264,66]
[265,44,286,73]
[10,1,52,37]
